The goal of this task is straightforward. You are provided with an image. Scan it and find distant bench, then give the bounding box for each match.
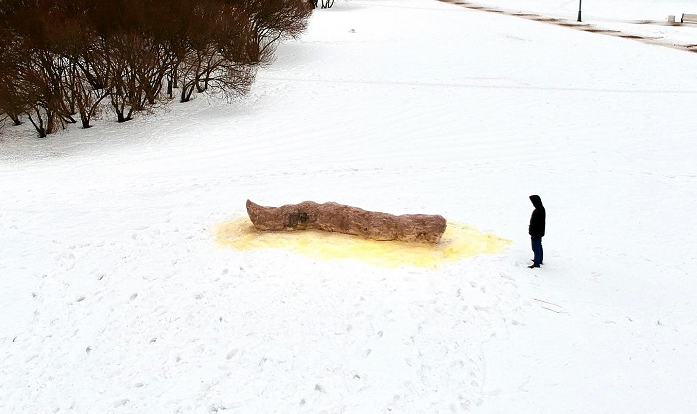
[682,13,697,23]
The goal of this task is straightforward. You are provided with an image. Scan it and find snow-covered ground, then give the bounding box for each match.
[466,0,697,46]
[2,0,697,412]
[471,0,695,21]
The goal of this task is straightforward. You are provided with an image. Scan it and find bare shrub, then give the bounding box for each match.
[0,0,314,137]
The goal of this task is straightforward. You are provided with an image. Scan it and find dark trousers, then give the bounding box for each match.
[531,237,543,266]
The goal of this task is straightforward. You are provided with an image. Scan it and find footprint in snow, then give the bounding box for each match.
[114,398,129,407]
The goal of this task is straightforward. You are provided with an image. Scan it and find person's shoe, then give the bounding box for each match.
[528,265,540,268]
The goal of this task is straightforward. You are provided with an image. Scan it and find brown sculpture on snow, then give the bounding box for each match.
[246,200,447,243]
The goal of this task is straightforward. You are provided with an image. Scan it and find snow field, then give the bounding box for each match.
[1,0,697,413]
[465,0,697,46]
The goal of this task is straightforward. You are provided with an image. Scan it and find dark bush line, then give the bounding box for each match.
[309,0,334,9]
[0,0,312,137]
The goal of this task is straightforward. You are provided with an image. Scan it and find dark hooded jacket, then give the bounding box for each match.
[529,195,545,238]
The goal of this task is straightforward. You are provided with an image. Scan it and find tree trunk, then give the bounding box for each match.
[27,110,47,138]
[180,84,195,102]
[167,78,173,99]
[78,105,91,128]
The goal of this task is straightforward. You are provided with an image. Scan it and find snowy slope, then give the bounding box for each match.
[2,0,697,413]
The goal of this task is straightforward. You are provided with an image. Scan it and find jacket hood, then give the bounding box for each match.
[529,195,543,208]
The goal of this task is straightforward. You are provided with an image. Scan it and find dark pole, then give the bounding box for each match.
[577,0,582,22]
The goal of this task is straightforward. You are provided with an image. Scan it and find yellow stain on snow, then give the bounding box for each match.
[215,216,511,269]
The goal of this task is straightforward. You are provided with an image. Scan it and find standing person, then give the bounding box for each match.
[528,195,545,268]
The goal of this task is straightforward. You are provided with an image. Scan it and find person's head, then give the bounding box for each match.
[529,195,543,208]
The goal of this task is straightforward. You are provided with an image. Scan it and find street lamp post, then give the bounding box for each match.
[577,0,582,22]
